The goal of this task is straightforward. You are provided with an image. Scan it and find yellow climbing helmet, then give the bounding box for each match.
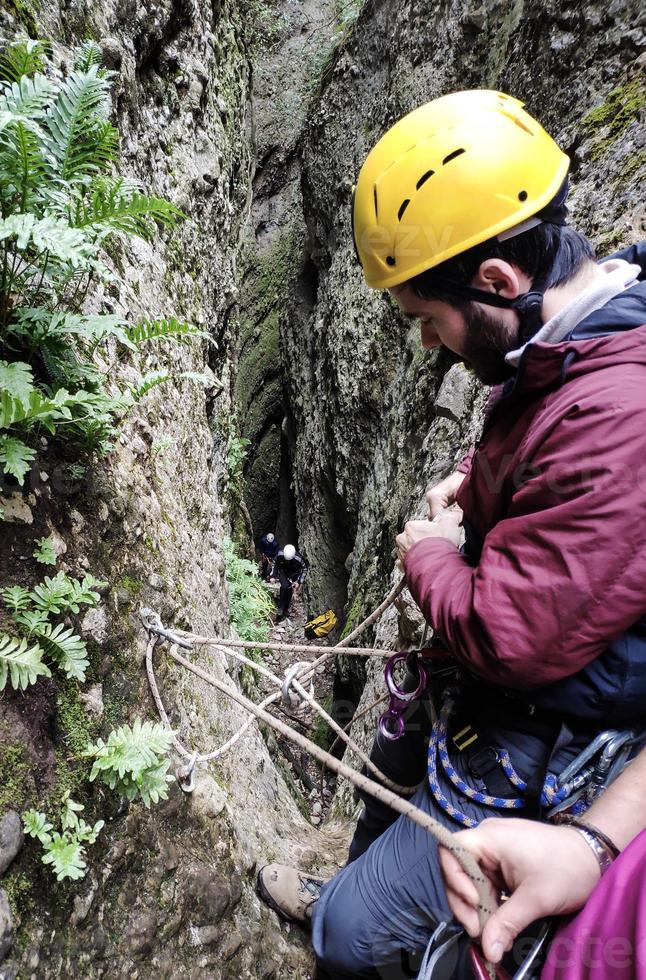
[353,90,570,290]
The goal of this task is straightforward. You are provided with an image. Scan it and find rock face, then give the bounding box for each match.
[0,1,339,977]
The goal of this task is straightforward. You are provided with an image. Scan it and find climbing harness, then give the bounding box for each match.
[427,699,645,829]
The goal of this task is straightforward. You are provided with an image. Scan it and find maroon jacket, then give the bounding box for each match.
[404,258,646,722]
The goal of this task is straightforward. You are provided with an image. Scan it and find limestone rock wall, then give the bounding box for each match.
[0,1,336,977]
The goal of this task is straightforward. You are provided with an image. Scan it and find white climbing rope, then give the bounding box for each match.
[162,637,496,954]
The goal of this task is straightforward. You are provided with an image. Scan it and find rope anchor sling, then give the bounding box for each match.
[139,582,498,979]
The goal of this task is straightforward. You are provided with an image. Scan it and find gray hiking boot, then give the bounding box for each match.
[257,863,325,925]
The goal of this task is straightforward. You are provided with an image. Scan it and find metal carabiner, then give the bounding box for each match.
[378,653,430,742]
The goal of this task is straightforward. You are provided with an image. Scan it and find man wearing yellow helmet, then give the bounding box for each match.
[258,90,646,978]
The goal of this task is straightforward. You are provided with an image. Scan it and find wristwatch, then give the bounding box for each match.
[557,817,620,875]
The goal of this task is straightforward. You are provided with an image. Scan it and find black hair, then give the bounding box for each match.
[410,223,596,309]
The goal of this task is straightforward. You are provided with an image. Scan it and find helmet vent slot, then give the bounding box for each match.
[398,199,410,221]
[442,148,465,165]
[416,170,434,189]
[373,186,379,218]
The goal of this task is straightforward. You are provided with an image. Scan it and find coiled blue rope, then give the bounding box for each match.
[427,700,570,828]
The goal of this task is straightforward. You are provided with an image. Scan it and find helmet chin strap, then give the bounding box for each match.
[412,277,548,344]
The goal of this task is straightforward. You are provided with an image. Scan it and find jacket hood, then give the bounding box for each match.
[508,242,646,395]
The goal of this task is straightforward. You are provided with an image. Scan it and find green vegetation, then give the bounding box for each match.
[0,39,210,491]
[223,536,274,644]
[84,718,174,807]
[583,77,646,161]
[23,792,104,881]
[32,534,56,565]
[0,570,105,689]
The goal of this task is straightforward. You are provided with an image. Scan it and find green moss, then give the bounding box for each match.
[583,78,646,161]
[118,575,143,596]
[2,0,39,36]
[616,147,646,185]
[0,736,32,813]
[341,592,364,640]
[56,681,96,757]
[310,695,333,753]
[3,868,35,929]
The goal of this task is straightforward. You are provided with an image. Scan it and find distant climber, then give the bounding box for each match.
[273,544,308,621]
[258,531,280,581]
[257,89,646,978]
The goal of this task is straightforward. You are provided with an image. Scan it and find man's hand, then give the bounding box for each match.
[427,471,466,519]
[396,512,462,559]
[439,819,602,964]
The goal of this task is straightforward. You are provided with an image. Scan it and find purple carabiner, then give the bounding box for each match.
[379,707,406,741]
[384,652,429,701]
[378,653,430,741]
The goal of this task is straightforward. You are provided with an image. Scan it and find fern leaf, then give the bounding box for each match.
[66,574,106,611]
[29,570,73,614]
[23,809,53,844]
[0,584,31,612]
[125,316,209,346]
[33,535,57,566]
[86,719,173,782]
[128,371,170,402]
[0,359,35,409]
[12,608,49,631]
[0,632,50,691]
[135,759,173,807]
[73,42,104,73]
[0,41,47,84]
[0,434,36,483]
[0,213,93,265]
[46,67,115,180]
[0,72,57,116]
[32,622,89,681]
[71,177,183,237]
[41,832,87,881]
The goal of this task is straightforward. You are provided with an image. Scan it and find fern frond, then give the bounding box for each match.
[128,371,170,402]
[0,359,34,409]
[0,585,31,612]
[66,574,106,611]
[73,41,104,73]
[41,832,87,880]
[45,67,115,180]
[71,177,183,238]
[0,434,36,483]
[0,213,94,265]
[12,608,49,631]
[134,759,173,807]
[85,718,173,782]
[29,570,73,614]
[32,621,89,681]
[23,809,53,844]
[0,632,50,691]
[0,41,47,84]
[33,535,57,565]
[0,73,57,117]
[0,118,49,210]
[125,316,209,346]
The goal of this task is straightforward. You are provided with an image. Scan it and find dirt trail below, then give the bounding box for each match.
[259,586,341,828]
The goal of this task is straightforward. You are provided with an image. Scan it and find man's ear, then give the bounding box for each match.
[472,259,530,299]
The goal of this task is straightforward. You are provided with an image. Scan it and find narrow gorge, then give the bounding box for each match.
[0,0,644,977]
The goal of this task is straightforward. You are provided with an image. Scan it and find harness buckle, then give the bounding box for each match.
[467,745,500,780]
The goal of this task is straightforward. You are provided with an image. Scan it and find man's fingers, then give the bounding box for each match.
[439,847,481,907]
[481,882,545,963]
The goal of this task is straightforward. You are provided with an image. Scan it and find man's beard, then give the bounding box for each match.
[460,304,520,385]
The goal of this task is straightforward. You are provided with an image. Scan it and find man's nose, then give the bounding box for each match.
[420,321,441,349]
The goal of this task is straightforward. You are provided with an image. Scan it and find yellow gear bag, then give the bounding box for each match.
[304,610,338,640]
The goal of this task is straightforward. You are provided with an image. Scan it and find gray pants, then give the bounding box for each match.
[311,694,581,979]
